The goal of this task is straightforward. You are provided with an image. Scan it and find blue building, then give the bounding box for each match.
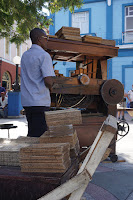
[49,0,133,93]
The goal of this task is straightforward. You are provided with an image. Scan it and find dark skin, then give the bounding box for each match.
[0,92,7,110]
[35,34,54,90]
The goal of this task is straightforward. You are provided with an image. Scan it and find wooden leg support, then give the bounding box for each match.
[38,115,117,200]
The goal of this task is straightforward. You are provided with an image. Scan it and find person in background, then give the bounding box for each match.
[21,28,55,137]
[0,92,8,118]
[117,92,128,121]
[2,82,8,97]
[127,84,133,108]
[0,85,6,97]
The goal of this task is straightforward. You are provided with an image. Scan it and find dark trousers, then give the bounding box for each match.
[24,106,49,137]
[130,102,133,108]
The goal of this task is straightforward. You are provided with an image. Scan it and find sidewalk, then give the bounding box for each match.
[0,113,133,200]
[83,113,133,200]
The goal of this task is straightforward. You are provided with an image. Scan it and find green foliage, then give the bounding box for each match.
[0,0,83,44]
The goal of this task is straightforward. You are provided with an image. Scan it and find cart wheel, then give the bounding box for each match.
[117,121,129,137]
[110,154,118,163]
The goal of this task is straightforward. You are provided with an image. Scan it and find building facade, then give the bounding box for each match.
[0,38,31,90]
[49,0,133,92]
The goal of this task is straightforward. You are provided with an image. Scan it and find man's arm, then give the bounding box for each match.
[44,76,54,90]
[127,91,131,102]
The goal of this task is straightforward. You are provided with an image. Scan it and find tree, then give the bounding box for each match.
[0,0,83,44]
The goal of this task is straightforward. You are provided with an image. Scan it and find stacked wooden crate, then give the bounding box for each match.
[0,109,82,174]
[15,136,39,144]
[45,109,82,127]
[0,143,29,166]
[82,35,116,46]
[40,124,80,159]
[55,26,82,41]
[20,143,71,173]
[82,35,102,44]
[0,137,39,166]
[44,109,81,159]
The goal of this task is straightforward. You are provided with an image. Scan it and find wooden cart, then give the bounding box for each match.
[45,35,123,157]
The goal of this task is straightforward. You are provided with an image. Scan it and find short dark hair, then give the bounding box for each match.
[30,28,47,44]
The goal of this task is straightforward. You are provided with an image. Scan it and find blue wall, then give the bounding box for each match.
[113,0,133,44]
[112,56,133,83]
[53,2,106,39]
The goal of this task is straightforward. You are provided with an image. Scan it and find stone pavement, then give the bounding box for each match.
[83,113,133,200]
[0,113,133,200]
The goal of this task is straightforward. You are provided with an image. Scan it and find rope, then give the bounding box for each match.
[69,96,86,108]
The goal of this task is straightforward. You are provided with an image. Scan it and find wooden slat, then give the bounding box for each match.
[75,70,79,75]
[87,59,93,78]
[78,115,117,175]
[67,54,82,62]
[79,68,83,74]
[68,115,117,200]
[38,170,90,200]
[47,38,118,59]
[83,68,87,74]
[93,60,98,78]
[101,60,107,80]
[51,78,104,95]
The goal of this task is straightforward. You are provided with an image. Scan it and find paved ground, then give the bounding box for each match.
[83,113,133,200]
[0,113,133,200]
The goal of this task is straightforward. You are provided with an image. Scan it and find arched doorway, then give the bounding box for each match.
[2,71,11,90]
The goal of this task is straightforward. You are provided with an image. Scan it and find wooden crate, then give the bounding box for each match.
[55,26,80,38]
[0,142,30,166]
[60,34,82,42]
[45,109,82,127]
[101,39,116,46]
[82,35,102,44]
[40,130,78,148]
[15,136,39,144]
[20,143,71,173]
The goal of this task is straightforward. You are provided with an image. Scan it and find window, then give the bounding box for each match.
[72,11,89,34]
[2,71,11,90]
[125,6,133,43]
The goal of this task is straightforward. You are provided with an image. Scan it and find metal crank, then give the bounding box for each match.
[117,120,129,137]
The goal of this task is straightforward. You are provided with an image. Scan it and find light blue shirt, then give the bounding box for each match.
[21,44,55,107]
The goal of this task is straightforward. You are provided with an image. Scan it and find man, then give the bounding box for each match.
[21,28,55,137]
[127,84,133,108]
[0,92,8,118]
[0,85,6,97]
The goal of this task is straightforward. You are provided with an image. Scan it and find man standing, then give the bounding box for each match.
[0,92,8,118]
[21,28,55,137]
[0,85,6,97]
[127,84,133,108]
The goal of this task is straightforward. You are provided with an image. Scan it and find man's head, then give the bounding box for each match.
[30,28,48,49]
[1,92,6,98]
